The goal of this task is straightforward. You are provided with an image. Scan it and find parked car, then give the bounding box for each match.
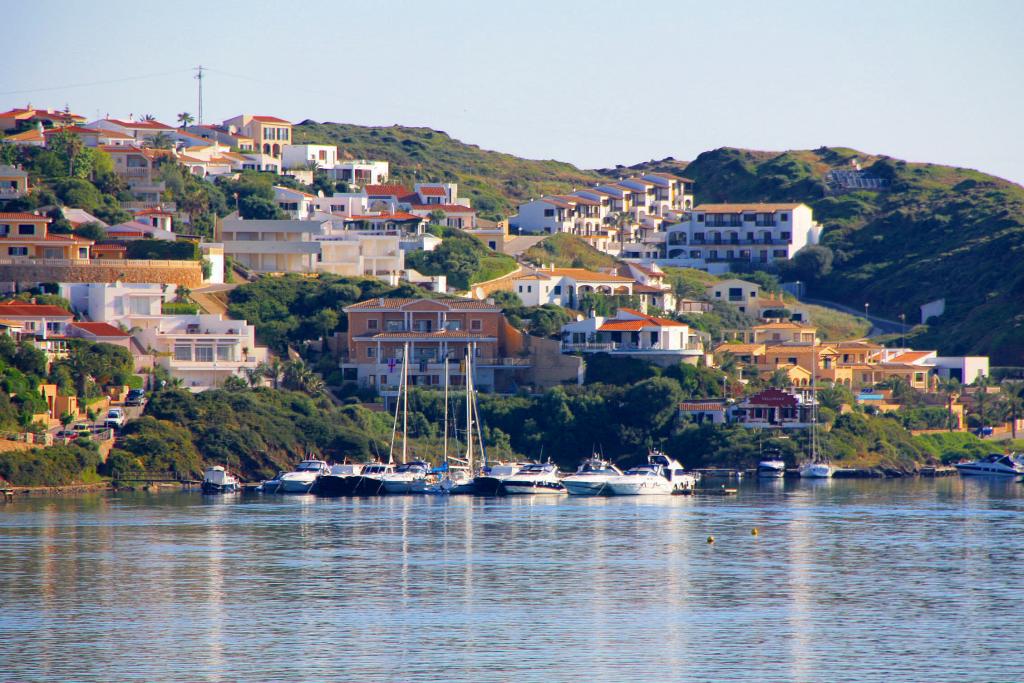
[104,408,126,430]
[125,389,146,406]
[56,429,80,441]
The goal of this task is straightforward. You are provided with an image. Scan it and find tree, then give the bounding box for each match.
[60,412,75,428]
[1000,381,1024,439]
[74,222,106,242]
[428,209,446,226]
[149,132,174,150]
[243,366,264,388]
[973,374,992,429]
[316,308,340,350]
[141,114,157,122]
[936,376,961,432]
[238,194,283,220]
[259,358,285,390]
[48,128,85,178]
[177,112,194,128]
[768,368,791,389]
[792,245,834,281]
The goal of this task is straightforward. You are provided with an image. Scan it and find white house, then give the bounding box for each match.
[511,267,635,308]
[218,217,327,273]
[58,282,172,329]
[325,160,389,187]
[135,314,266,391]
[274,186,317,219]
[316,234,404,277]
[663,203,822,273]
[560,308,705,365]
[282,144,339,170]
[312,192,370,218]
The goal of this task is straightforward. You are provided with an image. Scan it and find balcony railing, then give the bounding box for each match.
[690,238,790,246]
[0,188,26,198]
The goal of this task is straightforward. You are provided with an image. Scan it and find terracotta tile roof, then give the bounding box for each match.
[679,401,727,411]
[754,322,815,330]
[134,208,173,216]
[104,118,174,130]
[347,212,423,221]
[365,184,411,196]
[70,321,128,337]
[251,116,291,124]
[694,203,803,213]
[0,303,73,317]
[409,204,475,213]
[417,186,447,196]
[4,129,45,142]
[634,284,668,294]
[598,320,647,331]
[0,212,50,221]
[345,297,498,312]
[714,343,765,354]
[889,351,935,363]
[556,194,599,206]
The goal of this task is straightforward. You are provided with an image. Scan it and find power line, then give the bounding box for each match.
[0,69,194,96]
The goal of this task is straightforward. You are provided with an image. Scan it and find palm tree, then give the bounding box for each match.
[973,374,992,430]
[177,112,194,128]
[243,366,264,388]
[141,114,157,122]
[149,132,174,150]
[259,358,284,390]
[1000,381,1024,439]
[937,376,961,431]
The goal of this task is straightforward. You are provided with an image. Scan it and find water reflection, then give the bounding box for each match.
[1,481,1023,682]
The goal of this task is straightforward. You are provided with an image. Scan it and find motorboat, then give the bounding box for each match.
[425,465,476,495]
[562,457,624,496]
[381,460,431,494]
[799,462,833,479]
[502,462,566,495]
[955,453,1024,477]
[473,462,530,496]
[278,459,331,493]
[757,447,787,478]
[312,463,364,496]
[259,473,283,494]
[339,462,395,496]
[606,451,696,495]
[200,466,239,494]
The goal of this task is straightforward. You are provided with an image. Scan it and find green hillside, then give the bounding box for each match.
[292,121,602,219]
[521,233,621,270]
[664,147,1024,364]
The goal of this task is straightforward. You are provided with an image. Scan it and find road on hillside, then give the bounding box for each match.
[192,283,238,316]
[801,297,911,336]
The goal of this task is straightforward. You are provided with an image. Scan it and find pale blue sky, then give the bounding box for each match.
[5,0,1023,183]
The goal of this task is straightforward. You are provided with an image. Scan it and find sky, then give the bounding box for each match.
[4,0,1023,183]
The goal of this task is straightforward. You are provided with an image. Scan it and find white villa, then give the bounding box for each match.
[512,267,635,308]
[324,160,390,187]
[663,203,822,272]
[136,314,266,391]
[560,308,706,365]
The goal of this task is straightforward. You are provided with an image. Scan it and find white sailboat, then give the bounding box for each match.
[381,344,431,494]
[426,355,474,494]
[799,362,832,479]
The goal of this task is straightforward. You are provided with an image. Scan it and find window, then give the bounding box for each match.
[367,319,378,330]
[715,291,721,298]
[444,320,462,331]
[217,345,235,361]
[743,213,755,222]
[773,249,787,257]
[543,209,554,217]
[46,322,61,333]
[195,346,214,363]
[174,345,192,361]
[78,248,88,258]
[780,232,790,239]
[696,214,704,222]
[331,204,345,212]
[367,347,376,358]
[470,319,482,331]
[18,224,34,235]
[0,224,8,236]
[517,285,523,293]
[552,285,561,294]
[8,247,27,256]
[779,213,789,221]
[385,320,404,332]
[318,150,326,161]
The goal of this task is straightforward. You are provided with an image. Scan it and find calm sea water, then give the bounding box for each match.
[1,478,1022,682]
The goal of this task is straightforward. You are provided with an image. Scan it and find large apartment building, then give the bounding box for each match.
[664,203,822,271]
[222,114,292,158]
[341,297,524,394]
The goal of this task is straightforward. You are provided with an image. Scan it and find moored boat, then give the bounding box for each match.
[381,460,431,494]
[201,466,240,494]
[278,459,331,493]
[312,463,364,496]
[606,451,696,495]
[955,453,1024,477]
[563,457,624,496]
[473,462,530,495]
[502,462,566,495]
[339,462,395,496]
[757,445,786,478]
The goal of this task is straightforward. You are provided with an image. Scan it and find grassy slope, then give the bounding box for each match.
[652,147,1024,363]
[662,267,868,340]
[293,121,602,219]
[521,233,621,270]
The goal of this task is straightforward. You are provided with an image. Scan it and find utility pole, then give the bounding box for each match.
[194,65,205,125]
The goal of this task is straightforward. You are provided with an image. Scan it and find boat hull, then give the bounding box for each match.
[606,479,673,496]
[382,477,427,494]
[200,481,238,494]
[563,478,613,496]
[343,475,387,496]
[757,462,786,478]
[278,478,317,493]
[800,464,833,479]
[502,479,565,495]
[473,476,507,496]
[955,465,1021,477]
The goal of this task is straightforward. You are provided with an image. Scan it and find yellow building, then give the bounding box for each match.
[0,212,92,259]
[222,114,292,158]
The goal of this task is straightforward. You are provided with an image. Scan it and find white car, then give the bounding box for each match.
[104,408,126,430]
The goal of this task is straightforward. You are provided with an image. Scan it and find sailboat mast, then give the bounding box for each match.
[402,342,409,464]
[465,346,474,473]
[442,356,449,465]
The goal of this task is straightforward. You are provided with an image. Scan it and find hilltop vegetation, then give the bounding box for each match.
[407,226,517,290]
[293,121,602,219]
[641,147,1022,363]
[522,233,621,270]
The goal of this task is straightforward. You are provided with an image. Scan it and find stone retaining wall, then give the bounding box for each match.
[0,260,203,287]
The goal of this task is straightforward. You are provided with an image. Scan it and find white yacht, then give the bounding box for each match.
[757,446,786,478]
[341,461,395,496]
[955,454,1024,477]
[200,466,239,494]
[563,457,624,496]
[472,462,531,495]
[313,463,364,497]
[799,462,833,479]
[381,460,431,494]
[502,462,566,495]
[606,452,696,495]
[277,459,330,493]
